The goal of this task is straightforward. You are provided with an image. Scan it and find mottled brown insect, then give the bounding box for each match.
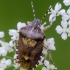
[15,2,52,70]
[18,23,45,70]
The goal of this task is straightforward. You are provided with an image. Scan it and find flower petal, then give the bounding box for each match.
[61,33,67,40]
[50,64,57,69]
[61,20,68,28]
[43,39,48,47]
[55,25,63,34]
[68,20,70,25]
[42,67,48,70]
[13,63,20,69]
[62,14,69,21]
[0,31,4,38]
[49,14,56,22]
[17,22,26,31]
[9,29,17,36]
[67,8,70,15]
[55,3,62,11]
[5,59,12,66]
[44,60,49,67]
[59,9,66,15]
[9,40,14,47]
[48,45,56,50]
[0,47,7,56]
[42,48,47,55]
[63,0,70,6]
[47,38,55,45]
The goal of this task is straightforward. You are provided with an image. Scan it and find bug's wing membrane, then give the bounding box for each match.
[18,34,44,70]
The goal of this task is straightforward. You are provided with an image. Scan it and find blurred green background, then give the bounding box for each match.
[0,0,70,70]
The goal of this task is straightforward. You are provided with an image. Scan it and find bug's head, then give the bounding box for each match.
[32,19,41,28]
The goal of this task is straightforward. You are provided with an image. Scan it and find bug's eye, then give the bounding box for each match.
[36,20,40,23]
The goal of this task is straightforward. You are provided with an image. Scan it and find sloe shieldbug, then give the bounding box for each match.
[14,1,53,70]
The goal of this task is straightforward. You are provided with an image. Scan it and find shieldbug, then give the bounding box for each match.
[14,1,54,70]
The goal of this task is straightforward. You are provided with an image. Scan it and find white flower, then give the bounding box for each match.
[67,8,70,15]
[59,8,70,21]
[0,58,12,70]
[42,67,48,70]
[56,20,68,40]
[59,9,66,15]
[14,54,18,59]
[50,3,62,15]
[9,29,19,40]
[5,59,12,66]
[47,38,56,50]
[63,0,70,6]
[0,31,4,38]
[9,40,15,47]
[59,9,69,21]
[50,64,57,69]
[38,56,44,65]
[47,64,57,70]
[17,22,26,31]
[49,14,56,22]
[47,38,55,45]
[9,22,26,41]
[55,25,63,34]
[0,47,7,56]
[13,63,20,69]
[49,3,62,22]
[0,40,14,56]
[9,29,17,36]
[42,38,56,54]
[44,60,49,67]
[43,38,56,51]
[42,47,48,55]
[0,68,4,70]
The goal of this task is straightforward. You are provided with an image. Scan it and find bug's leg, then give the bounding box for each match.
[31,1,36,20]
[41,6,56,31]
[27,21,32,25]
[42,46,49,60]
[13,40,18,50]
[48,50,54,64]
[41,46,54,68]
[12,40,19,63]
[44,46,54,63]
[32,68,34,70]
[43,16,56,31]
[14,44,19,63]
[41,6,52,22]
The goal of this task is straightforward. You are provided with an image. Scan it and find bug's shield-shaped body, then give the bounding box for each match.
[18,19,45,70]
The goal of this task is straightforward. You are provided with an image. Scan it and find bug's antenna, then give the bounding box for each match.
[41,6,52,22]
[31,1,36,20]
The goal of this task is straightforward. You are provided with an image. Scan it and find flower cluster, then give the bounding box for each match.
[9,22,26,41]
[48,1,70,40]
[63,0,70,6]
[0,40,14,56]
[49,3,62,22]
[41,38,56,70]
[0,32,14,56]
[0,0,70,70]
[38,56,57,70]
[0,58,12,70]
